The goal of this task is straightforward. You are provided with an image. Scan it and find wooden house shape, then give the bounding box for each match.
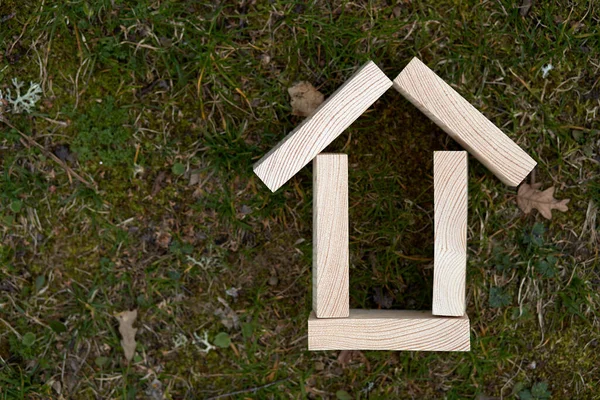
[253,58,536,351]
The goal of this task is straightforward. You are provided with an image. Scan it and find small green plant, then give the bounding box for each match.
[95,356,110,368]
[213,332,231,348]
[515,381,552,400]
[169,239,194,257]
[49,320,67,334]
[96,36,129,65]
[493,247,513,272]
[489,286,512,308]
[336,390,353,400]
[558,276,589,318]
[534,255,557,278]
[21,332,36,347]
[70,96,133,167]
[172,162,186,176]
[8,332,38,361]
[522,223,545,248]
[9,200,22,213]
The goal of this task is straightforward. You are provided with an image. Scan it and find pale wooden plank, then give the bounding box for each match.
[313,154,349,318]
[254,61,392,192]
[393,58,536,187]
[308,310,470,351]
[433,151,468,316]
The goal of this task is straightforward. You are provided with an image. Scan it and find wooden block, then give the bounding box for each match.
[313,154,349,318]
[433,151,468,316]
[308,310,470,351]
[393,58,536,187]
[254,61,392,192]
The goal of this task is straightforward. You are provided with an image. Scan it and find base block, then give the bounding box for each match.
[308,309,470,351]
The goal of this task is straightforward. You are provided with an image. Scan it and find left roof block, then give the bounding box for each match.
[253,61,392,192]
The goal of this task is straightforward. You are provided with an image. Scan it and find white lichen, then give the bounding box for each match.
[173,331,216,354]
[192,331,215,354]
[361,382,375,394]
[173,333,189,349]
[133,164,145,178]
[541,64,553,79]
[186,255,221,270]
[1,78,42,114]
[225,287,240,299]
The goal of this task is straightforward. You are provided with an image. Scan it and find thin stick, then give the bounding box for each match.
[1,118,97,191]
[205,378,289,400]
[0,317,21,339]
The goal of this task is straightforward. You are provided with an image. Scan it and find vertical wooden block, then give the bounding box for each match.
[313,154,349,318]
[433,151,468,316]
[254,61,392,192]
[393,58,536,187]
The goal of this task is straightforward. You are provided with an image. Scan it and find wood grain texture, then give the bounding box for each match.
[433,151,468,316]
[308,310,470,351]
[393,57,536,187]
[313,154,349,318]
[254,61,392,192]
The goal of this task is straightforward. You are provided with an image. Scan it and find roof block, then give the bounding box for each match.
[253,61,392,192]
[393,58,536,186]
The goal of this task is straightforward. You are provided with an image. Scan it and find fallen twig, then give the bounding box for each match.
[1,118,98,191]
[205,378,290,400]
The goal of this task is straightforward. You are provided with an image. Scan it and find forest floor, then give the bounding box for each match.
[0,1,598,399]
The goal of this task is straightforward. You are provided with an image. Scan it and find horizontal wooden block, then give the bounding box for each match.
[308,310,470,351]
[433,151,468,316]
[254,61,392,192]
[313,154,349,318]
[393,57,536,187]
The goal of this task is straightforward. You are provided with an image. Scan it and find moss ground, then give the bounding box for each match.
[0,1,598,399]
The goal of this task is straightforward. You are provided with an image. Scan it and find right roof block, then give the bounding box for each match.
[394,57,536,187]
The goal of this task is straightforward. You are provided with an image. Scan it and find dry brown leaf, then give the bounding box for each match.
[337,350,369,369]
[288,82,324,117]
[337,350,353,365]
[214,296,240,330]
[151,171,166,197]
[519,0,533,16]
[517,182,570,220]
[115,310,138,362]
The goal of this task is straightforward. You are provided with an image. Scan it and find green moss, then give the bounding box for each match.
[69,96,133,167]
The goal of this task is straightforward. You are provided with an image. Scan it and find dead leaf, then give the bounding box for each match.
[145,378,164,400]
[214,297,240,330]
[151,171,166,197]
[517,183,570,220]
[155,231,172,249]
[288,82,324,117]
[189,171,200,186]
[337,350,369,369]
[373,286,394,309]
[115,310,138,362]
[260,53,271,66]
[337,350,353,365]
[54,144,75,163]
[519,0,533,16]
